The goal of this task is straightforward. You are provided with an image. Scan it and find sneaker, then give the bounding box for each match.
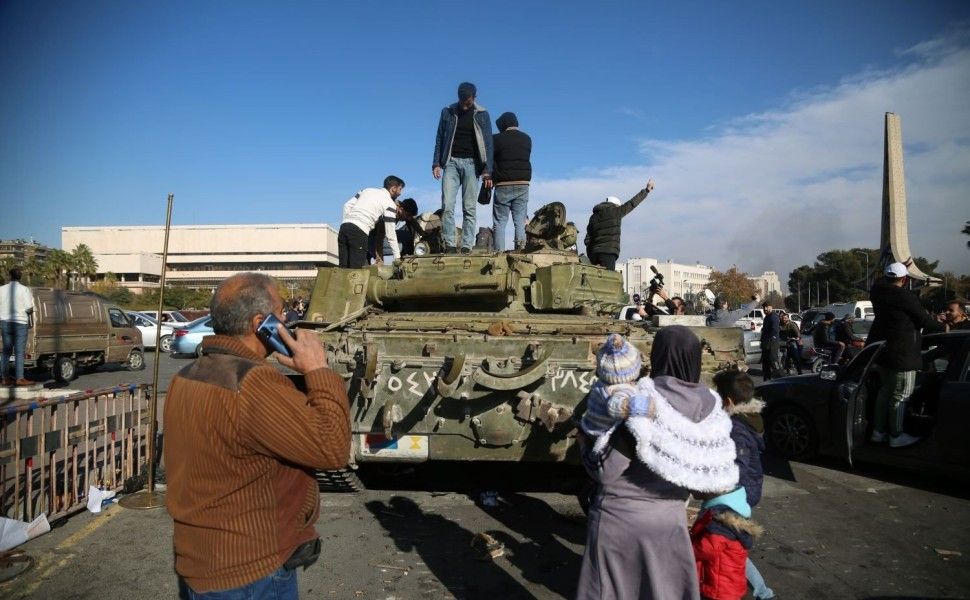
[445,246,458,254]
[460,247,471,255]
[15,378,35,387]
[870,430,889,443]
[889,432,921,448]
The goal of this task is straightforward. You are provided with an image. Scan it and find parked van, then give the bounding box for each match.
[24,289,145,382]
[820,301,874,321]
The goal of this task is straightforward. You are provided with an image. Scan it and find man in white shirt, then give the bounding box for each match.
[338,176,417,268]
[1,267,35,386]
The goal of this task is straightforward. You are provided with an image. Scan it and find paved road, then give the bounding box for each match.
[4,360,969,598]
[4,459,969,599]
[18,349,186,396]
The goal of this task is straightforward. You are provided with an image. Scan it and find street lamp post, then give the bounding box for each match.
[854,250,870,290]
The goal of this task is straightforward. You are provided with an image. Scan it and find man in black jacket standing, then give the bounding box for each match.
[491,112,531,251]
[866,262,943,447]
[584,180,654,269]
[760,302,781,381]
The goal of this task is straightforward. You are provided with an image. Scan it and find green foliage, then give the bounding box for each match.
[963,221,970,249]
[708,267,758,308]
[786,247,946,310]
[136,285,213,310]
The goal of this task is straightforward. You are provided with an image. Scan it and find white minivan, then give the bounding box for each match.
[820,301,874,321]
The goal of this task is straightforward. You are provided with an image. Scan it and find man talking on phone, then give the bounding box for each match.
[165,272,351,599]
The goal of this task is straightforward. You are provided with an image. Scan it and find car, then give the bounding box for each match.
[140,310,191,327]
[170,316,214,357]
[125,311,177,353]
[757,330,970,477]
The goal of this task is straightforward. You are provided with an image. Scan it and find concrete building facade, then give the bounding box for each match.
[0,239,51,268]
[750,270,784,298]
[617,257,714,301]
[62,224,338,292]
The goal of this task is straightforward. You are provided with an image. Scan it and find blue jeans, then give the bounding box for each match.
[492,185,529,251]
[1,321,28,380]
[746,557,774,599]
[441,157,479,250]
[178,567,298,600]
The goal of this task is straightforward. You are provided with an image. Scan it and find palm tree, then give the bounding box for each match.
[43,249,72,289]
[70,244,98,290]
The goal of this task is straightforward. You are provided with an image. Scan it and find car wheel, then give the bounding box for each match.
[766,404,819,461]
[194,343,203,358]
[54,356,77,382]
[126,349,145,371]
[158,335,173,353]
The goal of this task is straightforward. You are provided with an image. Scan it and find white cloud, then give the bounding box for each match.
[533,30,970,288]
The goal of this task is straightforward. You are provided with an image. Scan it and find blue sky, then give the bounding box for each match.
[2,1,969,279]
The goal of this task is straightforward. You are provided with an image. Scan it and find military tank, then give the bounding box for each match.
[300,202,742,490]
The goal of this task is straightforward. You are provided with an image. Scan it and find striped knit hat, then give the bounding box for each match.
[596,334,642,384]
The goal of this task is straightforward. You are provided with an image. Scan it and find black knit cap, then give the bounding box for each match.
[496,112,518,131]
[457,82,477,100]
[399,198,418,217]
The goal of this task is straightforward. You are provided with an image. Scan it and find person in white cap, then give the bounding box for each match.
[583,180,655,269]
[865,261,943,447]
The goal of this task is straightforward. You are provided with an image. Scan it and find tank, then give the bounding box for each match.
[300,203,742,490]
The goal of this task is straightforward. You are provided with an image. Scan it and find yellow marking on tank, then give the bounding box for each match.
[410,436,422,450]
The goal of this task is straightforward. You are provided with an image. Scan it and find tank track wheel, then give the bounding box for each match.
[316,468,364,493]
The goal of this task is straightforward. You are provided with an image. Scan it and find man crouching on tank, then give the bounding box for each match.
[164,272,351,599]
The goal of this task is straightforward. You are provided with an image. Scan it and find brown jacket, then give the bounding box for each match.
[164,335,351,592]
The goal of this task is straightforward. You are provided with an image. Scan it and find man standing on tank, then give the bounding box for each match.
[584,180,654,269]
[491,111,531,251]
[432,82,494,254]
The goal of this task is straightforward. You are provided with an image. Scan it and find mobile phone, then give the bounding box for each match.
[256,313,294,357]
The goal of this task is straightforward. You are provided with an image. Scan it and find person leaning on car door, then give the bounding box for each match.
[866,262,944,448]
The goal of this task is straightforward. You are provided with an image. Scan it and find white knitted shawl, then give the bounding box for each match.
[608,377,739,494]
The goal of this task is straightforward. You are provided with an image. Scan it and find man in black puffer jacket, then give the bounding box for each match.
[584,180,654,269]
[866,262,943,448]
[491,112,532,251]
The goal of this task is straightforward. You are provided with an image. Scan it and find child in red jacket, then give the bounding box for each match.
[691,487,763,600]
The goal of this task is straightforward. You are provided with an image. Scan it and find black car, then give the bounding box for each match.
[758,331,970,477]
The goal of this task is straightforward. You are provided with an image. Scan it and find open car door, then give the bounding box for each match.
[834,343,884,467]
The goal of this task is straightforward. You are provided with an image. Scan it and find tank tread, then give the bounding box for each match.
[316,468,364,493]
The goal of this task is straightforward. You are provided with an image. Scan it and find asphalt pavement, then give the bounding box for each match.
[3,359,969,599]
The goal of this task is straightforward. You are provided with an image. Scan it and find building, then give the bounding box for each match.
[750,271,784,298]
[61,224,339,293]
[617,257,714,301]
[0,238,51,268]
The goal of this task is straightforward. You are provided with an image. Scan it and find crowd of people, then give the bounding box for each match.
[336,81,654,269]
[154,255,969,599]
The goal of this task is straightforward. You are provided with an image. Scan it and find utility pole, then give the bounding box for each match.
[797,281,801,313]
[826,281,830,305]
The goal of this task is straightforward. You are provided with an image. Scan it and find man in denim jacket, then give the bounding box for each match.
[432,82,494,253]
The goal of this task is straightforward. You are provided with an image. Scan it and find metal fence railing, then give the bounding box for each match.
[0,384,154,522]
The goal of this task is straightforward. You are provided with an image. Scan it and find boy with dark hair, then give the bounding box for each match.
[713,370,774,600]
[339,176,409,268]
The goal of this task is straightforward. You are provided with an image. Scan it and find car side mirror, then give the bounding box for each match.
[820,365,839,381]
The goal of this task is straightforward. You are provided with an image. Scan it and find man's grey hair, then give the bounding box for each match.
[210,273,277,336]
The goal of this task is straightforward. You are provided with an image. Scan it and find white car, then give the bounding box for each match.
[126,311,177,353]
[139,310,191,327]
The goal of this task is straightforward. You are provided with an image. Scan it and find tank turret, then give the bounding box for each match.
[301,203,741,492]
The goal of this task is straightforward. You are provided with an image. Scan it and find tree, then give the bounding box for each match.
[963,221,970,249]
[89,272,133,305]
[707,267,758,308]
[70,244,98,289]
[765,291,785,308]
[42,249,73,289]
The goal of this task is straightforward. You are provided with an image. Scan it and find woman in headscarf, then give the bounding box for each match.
[576,326,738,600]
